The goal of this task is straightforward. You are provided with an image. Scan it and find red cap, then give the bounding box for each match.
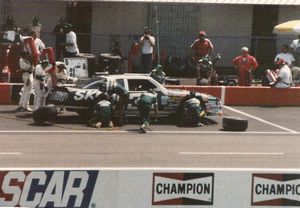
[199,31,207,37]
[275,58,285,66]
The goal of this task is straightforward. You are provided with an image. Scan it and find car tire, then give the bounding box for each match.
[32,105,58,124]
[222,116,248,131]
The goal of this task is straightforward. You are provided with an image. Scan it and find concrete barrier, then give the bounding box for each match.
[166,85,300,106]
[0,168,299,207]
[1,83,300,106]
[0,83,12,104]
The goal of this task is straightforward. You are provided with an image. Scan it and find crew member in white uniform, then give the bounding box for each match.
[30,31,45,56]
[17,52,34,112]
[65,24,79,57]
[33,60,51,111]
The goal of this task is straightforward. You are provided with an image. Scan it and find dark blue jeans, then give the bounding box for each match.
[140,54,153,73]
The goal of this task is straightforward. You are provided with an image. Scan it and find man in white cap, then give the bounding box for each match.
[232,47,258,86]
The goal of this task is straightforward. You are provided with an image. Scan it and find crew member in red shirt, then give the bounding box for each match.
[232,47,258,86]
[190,31,214,62]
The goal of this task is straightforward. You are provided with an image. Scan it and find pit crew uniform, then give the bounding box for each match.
[137,91,157,133]
[33,62,51,111]
[88,99,113,128]
[191,38,213,61]
[184,97,206,127]
[17,57,33,111]
[232,54,258,86]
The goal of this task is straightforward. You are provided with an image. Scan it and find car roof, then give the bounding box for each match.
[98,73,150,79]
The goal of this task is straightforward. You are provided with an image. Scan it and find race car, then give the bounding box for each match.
[44,74,222,123]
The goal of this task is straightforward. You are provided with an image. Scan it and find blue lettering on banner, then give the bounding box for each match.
[0,170,99,208]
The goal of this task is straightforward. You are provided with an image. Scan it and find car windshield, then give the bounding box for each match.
[75,77,106,88]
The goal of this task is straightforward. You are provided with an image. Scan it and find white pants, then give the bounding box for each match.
[33,81,46,111]
[19,73,33,109]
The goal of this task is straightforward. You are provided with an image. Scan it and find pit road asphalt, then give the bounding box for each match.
[0,105,299,169]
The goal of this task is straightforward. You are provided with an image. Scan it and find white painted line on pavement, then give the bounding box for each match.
[0,152,21,155]
[224,106,298,133]
[0,130,299,135]
[179,152,284,156]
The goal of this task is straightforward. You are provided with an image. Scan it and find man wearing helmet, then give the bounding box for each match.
[27,16,42,39]
[137,89,158,133]
[190,31,214,62]
[232,47,258,86]
[1,16,19,42]
[266,59,292,88]
[33,60,51,111]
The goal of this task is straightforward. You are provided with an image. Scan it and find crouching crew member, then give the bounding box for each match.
[33,60,51,111]
[178,91,206,127]
[185,96,206,127]
[17,52,34,112]
[88,94,113,128]
[137,89,158,133]
[108,83,129,126]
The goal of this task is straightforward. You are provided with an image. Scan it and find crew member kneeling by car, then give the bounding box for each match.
[137,89,158,133]
[179,92,206,127]
[266,59,293,88]
[88,94,114,128]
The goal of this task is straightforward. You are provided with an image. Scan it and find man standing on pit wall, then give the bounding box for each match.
[1,16,19,42]
[190,31,214,62]
[53,17,67,61]
[17,52,34,112]
[137,89,158,133]
[139,27,155,73]
[232,47,258,86]
[266,59,292,88]
[290,35,300,66]
[65,24,79,57]
[30,31,45,56]
[27,16,42,39]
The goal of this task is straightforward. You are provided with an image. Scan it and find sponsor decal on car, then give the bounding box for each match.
[0,170,98,208]
[252,173,300,206]
[74,90,102,101]
[152,172,214,205]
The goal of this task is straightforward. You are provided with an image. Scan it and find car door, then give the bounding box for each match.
[125,78,159,111]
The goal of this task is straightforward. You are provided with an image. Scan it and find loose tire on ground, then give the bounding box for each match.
[32,105,58,124]
[222,116,248,131]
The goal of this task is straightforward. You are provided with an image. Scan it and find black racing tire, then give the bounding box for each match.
[222,116,248,131]
[32,105,58,124]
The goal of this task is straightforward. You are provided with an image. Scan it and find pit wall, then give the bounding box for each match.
[166,85,300,106]
[1,84,300,106]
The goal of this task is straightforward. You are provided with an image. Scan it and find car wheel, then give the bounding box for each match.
[222,116,248,131]
[32,105,58,124]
